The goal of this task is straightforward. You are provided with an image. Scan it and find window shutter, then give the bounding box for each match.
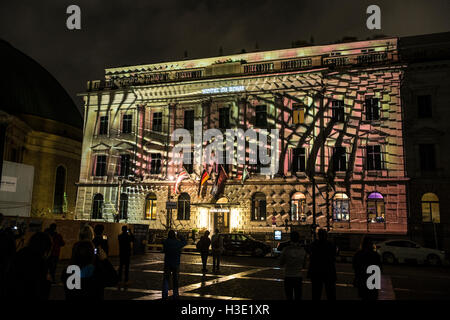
[287,148,293,173]
[92,155,97,176]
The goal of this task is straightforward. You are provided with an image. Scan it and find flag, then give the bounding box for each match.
[198,169,210,196]
[242,165,249,185]
[173,168,189,194]
[211,165,228,199]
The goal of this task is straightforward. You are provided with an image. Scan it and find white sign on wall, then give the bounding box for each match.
[0,176,17,192]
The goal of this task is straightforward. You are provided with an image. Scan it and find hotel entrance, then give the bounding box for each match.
[194,197,239,233]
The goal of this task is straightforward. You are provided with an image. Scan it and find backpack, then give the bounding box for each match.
[196,239,202,251]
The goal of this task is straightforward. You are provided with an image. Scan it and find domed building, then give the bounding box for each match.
[0,39,82,219]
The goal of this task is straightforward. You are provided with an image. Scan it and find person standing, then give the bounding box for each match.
[45,223,65,283]
[0,213,17,298]
[118,226,134,286]
[307,229,337,300]
[280,231,307,300]
[211,229,223,273]
[196,230,211,273]
[93,224,109,256]
[353,237,382,300]
[162,230,187,300]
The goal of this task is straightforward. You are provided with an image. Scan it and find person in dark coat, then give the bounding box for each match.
[62,240,118,300]
[92,224,109,255]
[8,232,52,300]
[45,223,65,283]
[197,230,211,273]
[0,213,18,298]
[118,226,134,285]
[162,230,187,300]
[353,237,382,300]
[307,229,337,300]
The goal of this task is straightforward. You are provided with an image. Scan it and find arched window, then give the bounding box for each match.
[119,193,128,220]
[53,166,66,214]
[92,193,104,219]
[252,192,267,221]
[291,192,306,221]
[421,193,440,223]
[177,193,190,220]
[333,193,349,221]
[367,192,385,223]
[145,193,157,220]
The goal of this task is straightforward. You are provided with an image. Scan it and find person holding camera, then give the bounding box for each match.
[162,230,187,300]
[118,226,134,286]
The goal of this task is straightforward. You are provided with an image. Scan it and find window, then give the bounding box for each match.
[177,193,190,220]
[419,144,436,171]
[251,192,267,221]
[367,145,382,170]
[333,147,346,172]
[255,105,267,128]
[184,110,195,130]
[53,166,66,214]
[95,155,107,176]
[421,193,440,223]
[145,193,157,220]
[365,98,380,121]
[119,154,131,177]
[99,116,108,135]
[331,100,345,122]
[333,193,349,221]
[418,95,432,118]
[150,153,162,174]
[119,193,128,220]
[183,151,194,174]
[292,148,306,173]
[292,104,305,125]
[291,192,306,221]
[367,192,385,223]
[219,107,230,129]
[122,114,133,134]
[152,112,162,132]
[92,193,104,219]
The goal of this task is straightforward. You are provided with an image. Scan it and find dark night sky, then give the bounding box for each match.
[1,0,449,116]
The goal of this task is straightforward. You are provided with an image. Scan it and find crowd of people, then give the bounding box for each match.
[0,212,382,300]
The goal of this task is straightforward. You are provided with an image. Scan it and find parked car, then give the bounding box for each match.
[376,239,446,265]
[273,239,312,256]
[220,233,271,257]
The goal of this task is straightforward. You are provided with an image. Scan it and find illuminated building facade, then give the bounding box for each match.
[75,37,408,237]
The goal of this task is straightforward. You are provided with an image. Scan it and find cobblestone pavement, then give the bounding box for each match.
[49,252,450,300]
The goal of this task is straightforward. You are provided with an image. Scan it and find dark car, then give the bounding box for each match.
[275,239,312,256]
[220,233,271,257]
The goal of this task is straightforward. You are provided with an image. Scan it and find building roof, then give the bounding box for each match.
[0,39,82,129]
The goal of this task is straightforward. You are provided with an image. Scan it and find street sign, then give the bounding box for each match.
[274,230,282,241]
[166,201,177,209]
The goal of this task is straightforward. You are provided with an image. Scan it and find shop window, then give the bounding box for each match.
[177,193,190,220]
[333,193,349,221]
[119,193,128,220]
[145,193,157,220]
[291,192,306,221]
[53,165,66,214]
[367,192,385,223]
[92,193,104,219]
[251,192,267,221]
[421,193,440,223]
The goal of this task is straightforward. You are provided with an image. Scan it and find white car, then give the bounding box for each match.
[376,239,447,265]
